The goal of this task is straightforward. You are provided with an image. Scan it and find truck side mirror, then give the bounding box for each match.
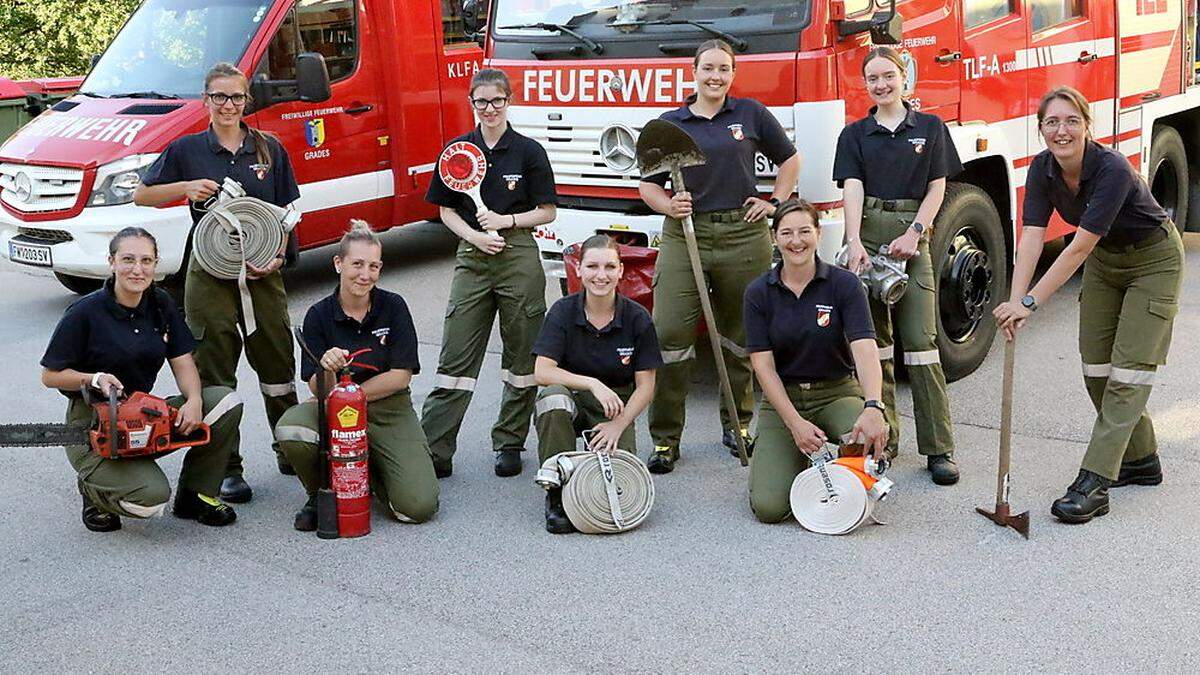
[89,54,101,71]
[837,0,902,44]
[296,52,331,103]
[462,0,480,34]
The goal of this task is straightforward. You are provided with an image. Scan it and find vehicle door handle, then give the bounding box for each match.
[346,104,374,115]
[1077,52,1098,64]
[935,51,962,64]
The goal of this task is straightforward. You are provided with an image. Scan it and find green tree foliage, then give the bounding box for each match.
[0,0,141,79]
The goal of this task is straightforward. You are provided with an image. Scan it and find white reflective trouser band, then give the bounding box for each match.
[500,369,538,389]
[436,374,477,392]
[903,349,941,366]
[535,393,576,419]
[877,344,894,361]
[1083,362,1157,386]
[534,449,654,534]
[1082,363,1111,378]
[661,345,696,364]
[275,425,321,445]
[119,500,168,519]
[260,381,296,397]
[202,392,242,426]
[719,336,747,359]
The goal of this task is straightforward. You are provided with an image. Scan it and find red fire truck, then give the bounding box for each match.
[480,0,1198,380]
[0,0,483,294]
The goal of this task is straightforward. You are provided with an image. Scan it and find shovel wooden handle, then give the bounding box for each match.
[995,337,1015,506]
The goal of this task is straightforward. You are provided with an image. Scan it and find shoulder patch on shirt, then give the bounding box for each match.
[815,304,833,328]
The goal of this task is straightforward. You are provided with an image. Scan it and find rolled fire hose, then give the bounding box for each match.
[192,177,300,335]
[790,448,894,535]
[535,449,654,534]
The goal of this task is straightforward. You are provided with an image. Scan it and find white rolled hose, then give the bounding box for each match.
[790,454,894,535]
[192,177,300,335]
[535,449,654,534]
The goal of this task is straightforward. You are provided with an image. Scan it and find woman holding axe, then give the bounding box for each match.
[743,201,889,523]
[638,39,800,473]
[423,68,558,480]
[994,86,1183,524]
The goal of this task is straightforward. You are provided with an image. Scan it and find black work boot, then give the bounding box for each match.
[173,491,237,527]
[293,495,318,532]
[1051,469,1111,524]
[79,482,120,533]
[544,489,575,534]
[646,445,677,474]
[494,449,522,477]
[219,475,253,503]
[432,456,453,479]
[927,453,960,485]
[722,428,755,459]
[1112,454,1163,487]
[277,456,297,476]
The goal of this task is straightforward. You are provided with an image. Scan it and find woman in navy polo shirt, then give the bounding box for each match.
[994,87,1183,524]
[743,201,888,523]
[532,234,663,534]
[40,228,243,532]
[833,46,962,486]
[275,221,438,531]
[638,39,801,473]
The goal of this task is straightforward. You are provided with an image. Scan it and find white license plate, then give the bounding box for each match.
[8,241,52,267]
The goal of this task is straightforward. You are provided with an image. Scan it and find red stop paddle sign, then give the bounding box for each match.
[438,141,488,212]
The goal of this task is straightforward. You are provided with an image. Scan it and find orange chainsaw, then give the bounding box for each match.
[0,387,209,458]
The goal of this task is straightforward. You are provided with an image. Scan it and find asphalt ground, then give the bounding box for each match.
[1,222,1197,672]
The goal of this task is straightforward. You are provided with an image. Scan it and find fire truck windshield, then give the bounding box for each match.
[81,0,273,99]
[491,1,809,60]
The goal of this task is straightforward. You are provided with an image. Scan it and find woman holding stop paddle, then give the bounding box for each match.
[423,68,558,480]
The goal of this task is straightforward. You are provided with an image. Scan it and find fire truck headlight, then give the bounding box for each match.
[87,153,160,207]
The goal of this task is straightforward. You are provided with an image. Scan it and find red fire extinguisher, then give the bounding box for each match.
[325,349,377,538]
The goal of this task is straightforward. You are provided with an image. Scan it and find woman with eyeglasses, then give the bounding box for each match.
[134,62,301,505]
[994,86,1183,524]
[422,68,558,480]
[40,228,244,532]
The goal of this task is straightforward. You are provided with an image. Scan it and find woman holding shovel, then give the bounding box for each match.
[422,68,558,480]
[638,39,800,474]
[994,86,1183,524]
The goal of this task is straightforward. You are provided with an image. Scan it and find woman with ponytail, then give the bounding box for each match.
[135,62,301,504]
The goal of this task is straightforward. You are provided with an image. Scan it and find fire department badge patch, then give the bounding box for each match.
[503,173,522,191]
[250,163,269,180]
[617,346,634,366]
[909,137,926,154]
[728,123,745,141]
[816,305,832,328]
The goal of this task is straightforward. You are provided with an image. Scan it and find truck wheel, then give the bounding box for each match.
[54,272,102,295]
[1148,125,1188,233]
[930,183,1007,382]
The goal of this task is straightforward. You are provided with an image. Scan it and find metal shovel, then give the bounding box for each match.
[636,119,749,466]
[976,337,1030,538]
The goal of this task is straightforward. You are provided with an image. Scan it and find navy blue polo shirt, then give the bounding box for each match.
[41,280,195,398]
[642,95,796,213]
[743,260,875,384]
[833,103,963,200]
[1023,140,1167,242]
[426,123,558,231]
[299,286,420,385]
[533,292,663,388]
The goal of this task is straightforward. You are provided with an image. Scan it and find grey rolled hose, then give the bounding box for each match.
[535,449,654,534]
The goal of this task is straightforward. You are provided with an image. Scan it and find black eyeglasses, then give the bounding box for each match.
[470,96,509,111]
[206,92,248,106]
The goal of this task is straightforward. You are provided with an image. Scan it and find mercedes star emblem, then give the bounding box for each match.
[599,124,637,173]
[12,171,33,203]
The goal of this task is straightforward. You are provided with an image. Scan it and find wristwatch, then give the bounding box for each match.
[768,197,781,207]
[1021,294,1038,312]
[863,399,886,413]
[909,221,926,235]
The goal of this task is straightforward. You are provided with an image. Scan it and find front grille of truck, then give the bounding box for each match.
[0,162,84,213]
[17,226,73,243]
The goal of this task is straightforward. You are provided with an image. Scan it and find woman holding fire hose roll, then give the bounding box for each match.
[41,228,243,532]
[994,87,1183,524]
[421,68,557,480]
[638,39,800,474]
[274,221,438,531]
[134,62,301,505]
[531,234,663,533]
[744,201,888,523]
[832,46,962,485]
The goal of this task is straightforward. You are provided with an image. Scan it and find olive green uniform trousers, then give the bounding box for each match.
[66,386,243,518]
[274,389,439,523]
[185,259,297,478]
[860,197,955,457]
[421,229,546,463]
[534,383,637,464]
[749,377,864,523]
[648,209,772,451]
[1078,223,1183,480]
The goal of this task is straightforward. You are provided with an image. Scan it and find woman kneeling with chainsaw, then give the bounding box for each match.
[40,228,243,532]
[275,221,439,532]
[744,201,889,523]
[532,234,663,533]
